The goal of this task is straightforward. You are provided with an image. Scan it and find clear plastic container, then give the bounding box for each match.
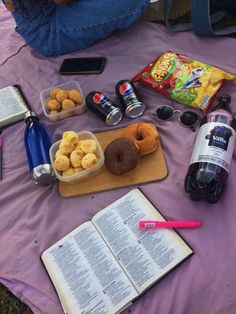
[50,131,104,183]
[40,81,86,122]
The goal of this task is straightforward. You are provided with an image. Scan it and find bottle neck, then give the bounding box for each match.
[25,111,39,124]
[207,108,233,124]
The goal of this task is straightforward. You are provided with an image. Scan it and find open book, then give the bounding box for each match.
[0,85,29,128]
[41,189,193,314]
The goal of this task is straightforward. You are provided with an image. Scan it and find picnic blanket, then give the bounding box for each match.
[1,3,236,314]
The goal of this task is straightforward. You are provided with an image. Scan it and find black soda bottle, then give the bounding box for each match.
[184,95,236,203]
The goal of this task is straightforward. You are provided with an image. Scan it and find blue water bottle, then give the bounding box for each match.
[24,111,56,185]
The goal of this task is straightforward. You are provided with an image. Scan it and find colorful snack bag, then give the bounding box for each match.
[132,51,236,111]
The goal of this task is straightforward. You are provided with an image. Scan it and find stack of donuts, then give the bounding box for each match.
[104,122,159,176]
[53,131,99,177]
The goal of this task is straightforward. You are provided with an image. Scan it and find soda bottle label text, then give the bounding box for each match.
[190,122,236,172]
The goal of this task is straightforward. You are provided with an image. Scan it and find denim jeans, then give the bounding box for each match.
[12,0,149,56]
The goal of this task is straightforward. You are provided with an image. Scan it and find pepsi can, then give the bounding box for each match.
[86,91,122,126]
[116,80,145,118]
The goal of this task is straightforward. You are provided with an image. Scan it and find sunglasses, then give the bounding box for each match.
[153,105,200,130]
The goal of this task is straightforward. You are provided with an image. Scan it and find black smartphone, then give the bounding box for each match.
[59,57,106,75]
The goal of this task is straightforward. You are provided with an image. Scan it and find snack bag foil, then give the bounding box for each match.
[132,51,236,111]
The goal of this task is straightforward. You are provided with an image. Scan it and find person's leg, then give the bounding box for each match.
[54,0,149,55]
[11,0,59,56]
[12,0,149,56]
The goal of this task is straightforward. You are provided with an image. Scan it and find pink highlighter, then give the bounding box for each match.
[139,220,201,229]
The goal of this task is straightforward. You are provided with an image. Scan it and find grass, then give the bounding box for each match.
[0,283,33,314]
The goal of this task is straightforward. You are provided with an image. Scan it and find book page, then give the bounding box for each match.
[0,86,28,125]
[92,189,193,294]
[41,221,138,314]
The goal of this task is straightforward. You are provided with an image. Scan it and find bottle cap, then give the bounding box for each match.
[219,94,231,105]
[32,164,56,186]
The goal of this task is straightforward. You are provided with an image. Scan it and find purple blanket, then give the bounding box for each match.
[1,3,236,314]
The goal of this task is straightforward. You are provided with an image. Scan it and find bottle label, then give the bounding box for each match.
[190,122,236,172]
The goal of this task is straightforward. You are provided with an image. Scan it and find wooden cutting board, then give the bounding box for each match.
[59,124,168,197]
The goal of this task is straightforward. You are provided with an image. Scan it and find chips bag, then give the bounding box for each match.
[132,51,236,111]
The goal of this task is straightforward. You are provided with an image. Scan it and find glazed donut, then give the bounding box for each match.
[104,137,140,176]
[122,123,159,156]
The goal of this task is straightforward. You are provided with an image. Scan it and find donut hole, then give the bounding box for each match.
[136,133,144,141]
[116,152,123,163]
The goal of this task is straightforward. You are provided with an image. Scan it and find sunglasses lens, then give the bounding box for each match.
[155,106,174,120]
[180,111,199,127]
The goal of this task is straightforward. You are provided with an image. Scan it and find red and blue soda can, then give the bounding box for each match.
[86,91,122,126]
[116,80,145,118]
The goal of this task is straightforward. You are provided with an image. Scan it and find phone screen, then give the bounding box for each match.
[59,57,106,75]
